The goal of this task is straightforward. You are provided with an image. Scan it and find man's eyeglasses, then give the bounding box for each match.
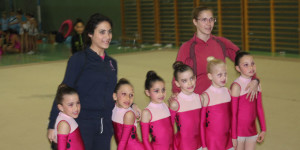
[196,17,216,23]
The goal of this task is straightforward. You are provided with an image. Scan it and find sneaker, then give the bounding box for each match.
[27,51,35,55]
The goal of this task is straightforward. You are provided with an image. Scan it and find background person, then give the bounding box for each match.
[71,18,85,55]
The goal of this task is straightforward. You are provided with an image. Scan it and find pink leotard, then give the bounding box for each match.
[200,85,232,150]
[9,34,21,50]
[112,105,144,150]
[172,92,202,150]
[14,40,21,50]
[231,76,266,139]
[54,112,85,150]
[141,102,174,150]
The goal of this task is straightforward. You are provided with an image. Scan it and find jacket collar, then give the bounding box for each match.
[193,33,215,44]
[86,47,109,62]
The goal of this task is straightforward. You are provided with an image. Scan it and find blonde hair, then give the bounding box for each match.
[206,57,225,73]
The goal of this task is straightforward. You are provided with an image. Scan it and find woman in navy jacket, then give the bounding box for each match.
[47,13,117,150]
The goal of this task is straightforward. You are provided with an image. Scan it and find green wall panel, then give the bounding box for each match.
[10,0,121,40]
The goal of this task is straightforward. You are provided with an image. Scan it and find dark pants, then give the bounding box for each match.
[77,117,113,150]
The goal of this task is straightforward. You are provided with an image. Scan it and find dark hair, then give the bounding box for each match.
[114,78,133,93]
[235,51,251,66]
[2,11,7,16]
[145,71,164,90]
[73,18,84,27]
[173,61,194,81]
[17,9,23,15]
[84,13,113,46]
[55,84,78,105]
[192,6,213,20]
[25,12,34,17]
[4,28,18,34]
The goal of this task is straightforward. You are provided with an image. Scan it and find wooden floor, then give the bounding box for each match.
[0,50,299,149]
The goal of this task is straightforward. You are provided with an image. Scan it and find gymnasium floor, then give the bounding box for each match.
[0,44,299,149]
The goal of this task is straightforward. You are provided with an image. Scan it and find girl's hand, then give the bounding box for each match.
[47,129,56,143]
[131,103,142,121]
[245,79,259,101]
[232,139,238,149]
[202,147,208,150]
[168,93,178,105]
[257,131,266,143]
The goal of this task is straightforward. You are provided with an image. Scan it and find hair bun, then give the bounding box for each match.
[172,61,184,70]
[146,70,157,79]
[58,83,68,89]
[76,18,83,22]
[235,50,242,55]
[207,56,215,62]
[145,70,164,90]
[119,78,129,83]
[114,78,132,93]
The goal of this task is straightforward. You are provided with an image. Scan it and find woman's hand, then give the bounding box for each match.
[47,129,56,143]
[257,131,266,143]
[245,79,259,101]
[131,103,142,121]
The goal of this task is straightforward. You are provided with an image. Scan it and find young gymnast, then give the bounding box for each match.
[169,61,202,150]
[20,13,31,52]
[200,57,233,150]
[54,84,85,150]
[141,71,174,150]
[1,12,9,31]
[1,29,21,53]
[27,13,38,54]
[112,78,144,150]
[71,18,85,54]
[0,30,3,55]
[231,51,266,150]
